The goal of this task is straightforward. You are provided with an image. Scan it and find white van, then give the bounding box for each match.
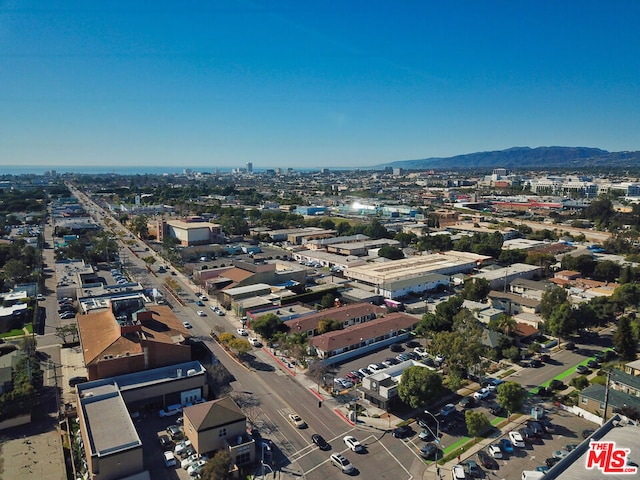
[159,403,183,418]
[522,471,545,480]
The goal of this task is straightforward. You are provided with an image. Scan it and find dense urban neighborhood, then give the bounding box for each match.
[1,167,640,480]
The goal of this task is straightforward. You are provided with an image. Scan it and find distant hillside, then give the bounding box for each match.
[378,146,640,170]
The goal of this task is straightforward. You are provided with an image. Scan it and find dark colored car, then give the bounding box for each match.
[576,365,589,374]
[549,379,564,390]
[546,457,560,467]
[489,403,506,417]
[419,442,438,459]
[540,418,555,433]
[529,359,543,368]
[527,421,545,437]
[582,429,595,439]
[158,434,173,449]
[587,359,600,369]
[392,425,414,438]
[69,376,88,387]
[459,396,475,409]
[477,450,495,469]
[406,340,421,348]
[565,342,576,350]
[390,343,404,352]
[312,434,330,450]
[463,459,482,478]
[539,353,550,362]
[518,427,535,443]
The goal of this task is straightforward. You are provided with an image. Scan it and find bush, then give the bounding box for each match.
[570,375,589,390]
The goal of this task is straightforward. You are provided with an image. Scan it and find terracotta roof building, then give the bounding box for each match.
[77,303,192,380]
[284,303,386,338]
[308,312,419,359]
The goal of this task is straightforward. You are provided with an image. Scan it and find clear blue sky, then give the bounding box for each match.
[2,1,639,170]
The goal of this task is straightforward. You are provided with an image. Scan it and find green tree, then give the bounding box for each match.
[461,278,491,301]
[570,375,590,390]
[546,302,577,341]
[613,316,637,361]
[378,245,404,260]
[252,313,289,340]
[320,293,336,309]
[200,450,232,480]
[488,313,518,336]
[397,366,443,409]
[539,285,568,321]
[317,318,341,334]
[130,215,149,239]
[465,410,491,438]
[496,381,525,416]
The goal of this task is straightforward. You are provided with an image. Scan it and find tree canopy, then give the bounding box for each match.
[397,366,443,409]
[496,381,525,416]
[252,313,289,340]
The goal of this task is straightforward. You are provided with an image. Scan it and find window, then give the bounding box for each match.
[581,397,588,405]
[219,428,227,437]
[236,451,251,465]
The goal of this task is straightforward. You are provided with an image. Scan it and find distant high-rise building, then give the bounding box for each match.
[321,168,329,174]
[393,167,404,176]
[246,162,253,173]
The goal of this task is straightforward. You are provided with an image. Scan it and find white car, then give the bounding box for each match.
[414,347,428,357]
[343,435,364,452]
[174,440,192,456]
[249,337,262,347]
[187,459,207,476]
[288,413,307,428]
[163,450,177,467]
[182,321,193,329]
[509,431,525,448]
[451,464,466,480]
[488,444,503,458]
[330,453,355,474]
[196,310,206,317]
[181,453,200,469]
[474,387,491,400]
[237,328,248,336]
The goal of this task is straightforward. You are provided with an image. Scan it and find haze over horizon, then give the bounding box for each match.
[2,1,639,170]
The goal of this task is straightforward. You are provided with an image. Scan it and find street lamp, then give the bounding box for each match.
[421,409,441,463]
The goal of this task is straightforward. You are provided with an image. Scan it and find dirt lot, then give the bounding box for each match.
[0,416,66,480]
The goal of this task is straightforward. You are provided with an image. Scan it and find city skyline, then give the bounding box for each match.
[2,1,640,170]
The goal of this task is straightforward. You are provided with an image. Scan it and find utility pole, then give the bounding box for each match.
[603,370,612,422]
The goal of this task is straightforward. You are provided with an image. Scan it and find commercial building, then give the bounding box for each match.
[344,251,490,299]
[156,218,223,246]
[76,362,207,480]
[283,303,386,338]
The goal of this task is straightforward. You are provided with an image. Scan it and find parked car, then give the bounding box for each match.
[288,413,307,429]
[477,450,495,469]
[527,421,545,437]
[440,403,457,416]
[69,376,88,388]
[463,459,482,478]
[474,388,491,400]
[392,425,413,438]
[195,301,205,307]
[237,328,248,336]
[182,321,193,329]
[518,427,535,443]
[553,449,569,459]
[173,440,192,456]
[459,396,475,409]
[452,464,466,480]
[312,434,330,450]
[166,424,182,439]
[565,342,576,350]
[499,438,514,453]
[549,379,564,390]
[509,430,525,448]
[419,442,438,459]
[390,343,404,352]
[489,403,506,417]
[158,434,173,449]
[488,444,503,458]
[418,429,435,441]
[540,418,555,433]
[164,450,177,467]
[343,435,364,452]
[181,453,201,469]
[587,359,600,369]
[576,365,589,374]
[330,453,355,473]
[546,457,560,467]
[249,337,262,347]
[187,459,207,476]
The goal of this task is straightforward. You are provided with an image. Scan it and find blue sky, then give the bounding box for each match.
[2,1,639,170]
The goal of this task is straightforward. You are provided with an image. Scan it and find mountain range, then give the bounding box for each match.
[378,146,640,170]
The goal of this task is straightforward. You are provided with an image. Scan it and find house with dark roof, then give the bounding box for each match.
[77,303,192,380]
[578,383,640,420]
[183,397,255,468]
[488,290,540,315]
